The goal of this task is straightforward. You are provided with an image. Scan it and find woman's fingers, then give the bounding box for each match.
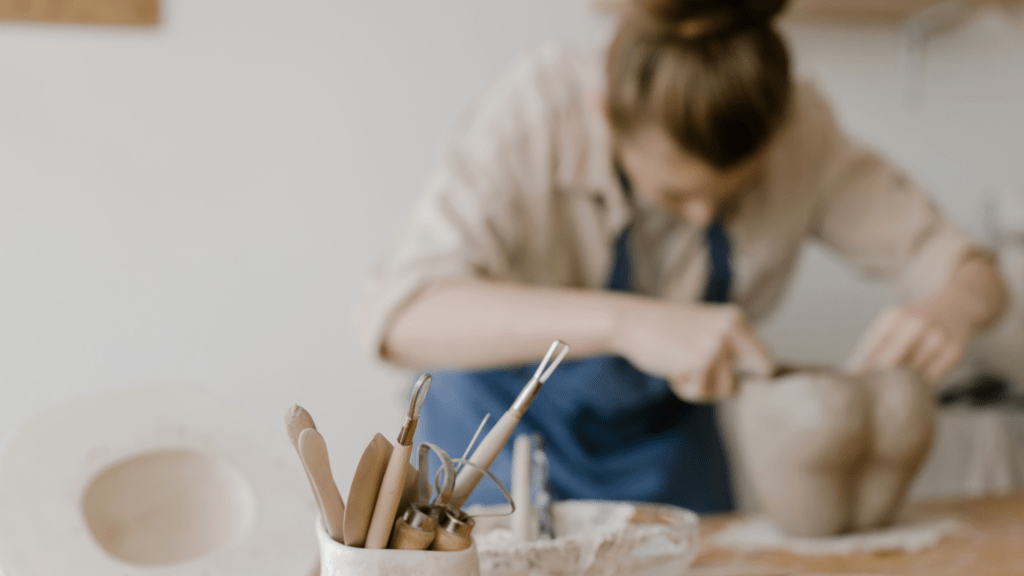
[671,350,738,403]
[672,370,708,402]
[907,328,946,372]
[725,312,775,376]
[849,304,971,382]
[871,313,927,369]
[713,352,737,398]
[925,342,965,383]
[644,304,769,402]
[846,308,901,372]
[847,308,934,372]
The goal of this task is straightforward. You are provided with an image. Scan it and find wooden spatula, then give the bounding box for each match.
[298,427,346,543]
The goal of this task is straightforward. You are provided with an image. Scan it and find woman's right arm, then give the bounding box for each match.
[383,277,775,401]
[360,49,772,400]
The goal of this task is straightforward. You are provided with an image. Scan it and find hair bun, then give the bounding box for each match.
[742,0,787,21]
[634,0,787,25]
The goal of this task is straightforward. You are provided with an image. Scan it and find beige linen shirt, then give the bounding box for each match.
[356,43,978,361]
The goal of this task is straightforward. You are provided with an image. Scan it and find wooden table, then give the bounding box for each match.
[692,492,1024,575]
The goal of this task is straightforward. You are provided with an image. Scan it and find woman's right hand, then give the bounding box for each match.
[610,298,776,402]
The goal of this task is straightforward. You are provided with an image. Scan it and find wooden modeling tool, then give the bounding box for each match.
[364,374,432,549]
[285,405,319,496]
[285,404,317,451]
[389,504,438,550]
[284,405,329,532]
[343,434,423,548]
[450,341,569,509]
[434,458,516,552]
[298,428,346,543]
[430,508,475,552]
[343,433,391,548]
[390,441,459,550]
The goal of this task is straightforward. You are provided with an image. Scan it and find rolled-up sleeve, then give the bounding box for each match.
[806,86,983,300]
[355,52,558,361]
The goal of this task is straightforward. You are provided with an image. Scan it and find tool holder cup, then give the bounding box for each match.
[316,518,481,576]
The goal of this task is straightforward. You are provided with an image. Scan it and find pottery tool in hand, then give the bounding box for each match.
[298,427,347,543]
[450,340,569,509]
[365,374,432,549]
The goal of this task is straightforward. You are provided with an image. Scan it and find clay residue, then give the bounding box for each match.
[470,501,699,576]
[710,515,963,556]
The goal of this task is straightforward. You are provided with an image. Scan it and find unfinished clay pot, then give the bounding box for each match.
[734,367,935,537]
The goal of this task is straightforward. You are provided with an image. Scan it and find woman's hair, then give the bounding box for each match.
[606,0,792,170]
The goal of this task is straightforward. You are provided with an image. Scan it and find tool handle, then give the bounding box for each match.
[401,461,420,511]
[365,442,412,548]
[451,410,520,508]
[298,428,346,544]
[389,517,437,550]
[430,526,472,552]
[510,434,536,542]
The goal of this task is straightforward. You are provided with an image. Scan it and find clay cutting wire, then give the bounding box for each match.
[454,412,491,474]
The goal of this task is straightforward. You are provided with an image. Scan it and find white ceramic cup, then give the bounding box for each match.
[316,518,481,576]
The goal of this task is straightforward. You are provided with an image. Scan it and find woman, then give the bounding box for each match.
[357,0,1006,512]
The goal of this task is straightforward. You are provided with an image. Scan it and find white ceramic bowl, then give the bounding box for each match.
[316,518,481,576]
[470,500,700,576]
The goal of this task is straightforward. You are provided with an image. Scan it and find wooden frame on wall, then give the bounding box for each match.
[0,0,158,25]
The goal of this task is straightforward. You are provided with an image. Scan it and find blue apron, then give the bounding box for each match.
[414,216,736,514]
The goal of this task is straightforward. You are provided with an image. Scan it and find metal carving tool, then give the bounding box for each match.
[449,340,569,509]
[364,374,432,549]
[389,442,455,550]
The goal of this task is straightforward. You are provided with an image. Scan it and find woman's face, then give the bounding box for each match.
[616,124,765,227]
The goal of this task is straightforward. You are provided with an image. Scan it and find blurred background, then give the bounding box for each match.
[2,0,1024,506]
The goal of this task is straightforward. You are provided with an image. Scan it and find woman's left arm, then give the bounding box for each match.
[797,82,1008,383]
[847,251,1007,381]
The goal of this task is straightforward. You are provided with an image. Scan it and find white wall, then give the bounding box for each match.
[765,7,1024,366]
[0,0,614,488]
[1,1,1022,493]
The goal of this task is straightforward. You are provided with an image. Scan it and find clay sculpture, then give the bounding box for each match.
[734,367,935,537]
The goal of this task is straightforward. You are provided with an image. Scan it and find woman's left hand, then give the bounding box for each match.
[847,253,1008,383]
[846,302,972,383]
